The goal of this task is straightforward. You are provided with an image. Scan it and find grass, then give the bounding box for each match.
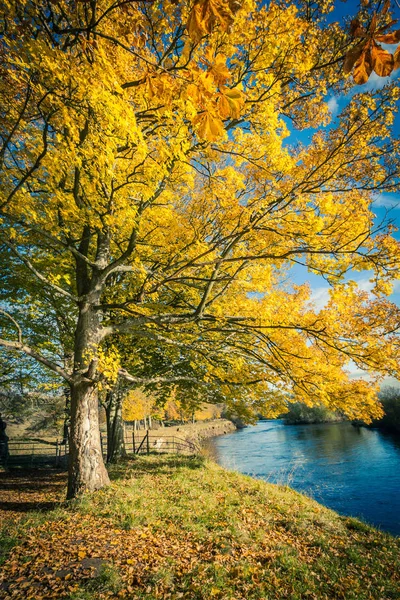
[0,455,399,599]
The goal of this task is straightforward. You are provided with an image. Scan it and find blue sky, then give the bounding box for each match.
[283,0,400,383]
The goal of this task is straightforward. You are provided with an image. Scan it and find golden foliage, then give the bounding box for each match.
[0,0,400,430]
[122,389,154,422]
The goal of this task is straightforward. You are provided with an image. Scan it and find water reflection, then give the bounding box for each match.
[206,421,400,536]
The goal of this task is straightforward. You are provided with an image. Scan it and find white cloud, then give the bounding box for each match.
[380,377,400,390]
[327,96,339,114]
[309,286,330,311]
[308,277,385,312]
[358,70,394,92]
[348,64,400,95]
[372,193,400,210]
[355,278,375,293]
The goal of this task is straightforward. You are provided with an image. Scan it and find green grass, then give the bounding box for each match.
[1,455,399,599]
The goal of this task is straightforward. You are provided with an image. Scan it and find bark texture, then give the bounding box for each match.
[67,380,110,499]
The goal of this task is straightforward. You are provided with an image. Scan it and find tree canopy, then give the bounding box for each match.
[1,0,400,495]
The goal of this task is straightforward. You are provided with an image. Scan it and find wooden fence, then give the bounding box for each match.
[2,438,69,468]
[0,431,199,468]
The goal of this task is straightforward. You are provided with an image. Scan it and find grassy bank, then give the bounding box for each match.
[1,456,399,600]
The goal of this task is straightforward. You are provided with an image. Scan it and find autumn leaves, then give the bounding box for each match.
[189,51,245,141]
[186,0,243,42]
[185,0,400,143]
[344,4,400,84]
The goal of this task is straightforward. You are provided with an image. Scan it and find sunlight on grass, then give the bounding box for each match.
[1,456,399,599]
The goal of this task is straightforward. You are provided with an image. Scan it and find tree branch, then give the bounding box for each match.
[0,337,73,383]
[1,238,79,302]
[118,369,197,385]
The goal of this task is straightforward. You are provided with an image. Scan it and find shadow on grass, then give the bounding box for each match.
[0,468,66,516]
[109,454,206,481]
[0,500,58,513]
[0,468,66,489]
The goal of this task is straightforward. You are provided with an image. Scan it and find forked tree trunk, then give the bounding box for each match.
[67,380,110,499]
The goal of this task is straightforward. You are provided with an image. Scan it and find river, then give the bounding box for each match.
[205,420,400,536]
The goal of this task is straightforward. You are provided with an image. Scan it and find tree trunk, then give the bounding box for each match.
[67,380,110,499]
[106,390,126,463]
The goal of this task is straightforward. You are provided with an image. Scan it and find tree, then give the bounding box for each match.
[1,0,400,497]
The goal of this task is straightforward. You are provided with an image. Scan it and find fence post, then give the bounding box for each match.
[146,431,150,455]
[132,430,136,454]
[55,439,59,467]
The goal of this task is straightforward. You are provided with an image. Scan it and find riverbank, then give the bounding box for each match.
[207,419,400,536]
[1,455,399,599]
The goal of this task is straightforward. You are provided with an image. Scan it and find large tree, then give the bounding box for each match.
[1,0,400,497]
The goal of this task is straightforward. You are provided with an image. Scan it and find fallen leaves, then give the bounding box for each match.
[1,458,399,599]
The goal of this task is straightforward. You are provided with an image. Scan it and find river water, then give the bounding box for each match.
[205,420,400,536]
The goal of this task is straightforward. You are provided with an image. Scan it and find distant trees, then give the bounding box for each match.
[283,402,343,425]
[373,387,400,433]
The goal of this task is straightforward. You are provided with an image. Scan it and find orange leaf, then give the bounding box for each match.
[394,46,400,70]
[218,94,231,119]
[208,0,234,32]
[370,14,377,34]
[187,0,242,41]
[375,29,400,44]
[343,43,364,74]
[187,1,214,42]
[353,49,373,84]
[350,19,366,38]
[371,43,394,77]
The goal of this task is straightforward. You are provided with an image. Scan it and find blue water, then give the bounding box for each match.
[206,420,400,536]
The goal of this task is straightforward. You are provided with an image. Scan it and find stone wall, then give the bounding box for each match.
[130,419,237,453]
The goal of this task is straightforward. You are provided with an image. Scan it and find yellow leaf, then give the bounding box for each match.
[187,83,200,103]
[220,87,245,119]
[218,94,231,119]
[193,111,225,140]
[209,53,231,85]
